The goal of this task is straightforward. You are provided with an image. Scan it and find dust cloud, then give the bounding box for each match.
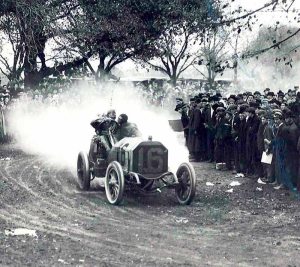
[7,83,188,174]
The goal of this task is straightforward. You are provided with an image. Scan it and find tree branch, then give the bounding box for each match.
[242,27,300,58]
[0,55,11,72]
[147,61,170,76]
[40,51,93,78]
[193,65,207,79]
[84,60,95,75]
[177,56,196,78]
[215,0,278,26]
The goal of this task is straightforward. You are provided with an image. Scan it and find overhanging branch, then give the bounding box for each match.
[242,27,300,58]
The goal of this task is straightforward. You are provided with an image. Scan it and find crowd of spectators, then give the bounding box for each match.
[175,86,300,192]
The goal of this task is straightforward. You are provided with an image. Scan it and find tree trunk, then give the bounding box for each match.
[208,64,213,90]
[23,47,39,89]
[97,53,111,82]
[22,18,47,89]
[233,37,239,84]
[233,62,238,84]
[170,73,177,87]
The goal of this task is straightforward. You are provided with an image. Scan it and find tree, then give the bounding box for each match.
[143,25,201,86]
[55,0,172,82]
[0,0,91,89]
[139,0,212,86]
[193,27,232,90]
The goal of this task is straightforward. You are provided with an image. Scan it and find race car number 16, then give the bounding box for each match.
[138,147,164,173]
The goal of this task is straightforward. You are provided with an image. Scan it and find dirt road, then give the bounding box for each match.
[0,144,299,266]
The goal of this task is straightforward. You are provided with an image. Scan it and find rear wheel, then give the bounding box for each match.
[77,152,91,190]
[105,161,124,205]
[175,162,196,205]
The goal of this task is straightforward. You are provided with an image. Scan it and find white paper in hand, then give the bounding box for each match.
[261,152,273,164]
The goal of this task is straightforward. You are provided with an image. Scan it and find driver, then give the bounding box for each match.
[106,109,116,120]
[89,109,117,163]
[114,113,141,141]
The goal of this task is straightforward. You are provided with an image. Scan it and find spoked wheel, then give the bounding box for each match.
[105,161,125,205]
[175,162,196,205]
[77,152,91,190]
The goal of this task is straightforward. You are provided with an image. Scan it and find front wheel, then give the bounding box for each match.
[77,152,91,190]
[175,162,196,205]
[105,161,125,205]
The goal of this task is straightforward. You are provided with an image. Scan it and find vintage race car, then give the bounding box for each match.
[77,118,196,205]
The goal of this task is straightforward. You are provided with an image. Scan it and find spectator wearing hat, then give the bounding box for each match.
[188,97,196,117]
[277,90,285,103]
[256,110,268,179]
[263,88,271,98]
[272,110,285,189]
[175,97,184,108]
[230,104,241,173]
[227,95,237,105]
[224,110,234,170]
[188,98,204,162]
[203,98,217,162]
[263,113,276,183]
[279,110,299,189]
[266,91,275,101]
[175,103,189,145]
[235,109,248,176]
[245,107,260,177]
[214,107,230,169]
[287,89,297,105]
[246,94,255,104]
[199,98,209,161]
[280,102,287,111]
[254,91,261,100]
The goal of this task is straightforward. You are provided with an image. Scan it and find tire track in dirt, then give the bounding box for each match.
[1,160,126,226]
[0,155,208,266]
[1,157,177,231]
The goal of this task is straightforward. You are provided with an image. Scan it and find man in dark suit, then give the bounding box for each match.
[203,97,218,162]
[280,110,300,189]
[188,98,204,162]
[175,103,189,146]
[245,107,260,177]
[236,109,248,176]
